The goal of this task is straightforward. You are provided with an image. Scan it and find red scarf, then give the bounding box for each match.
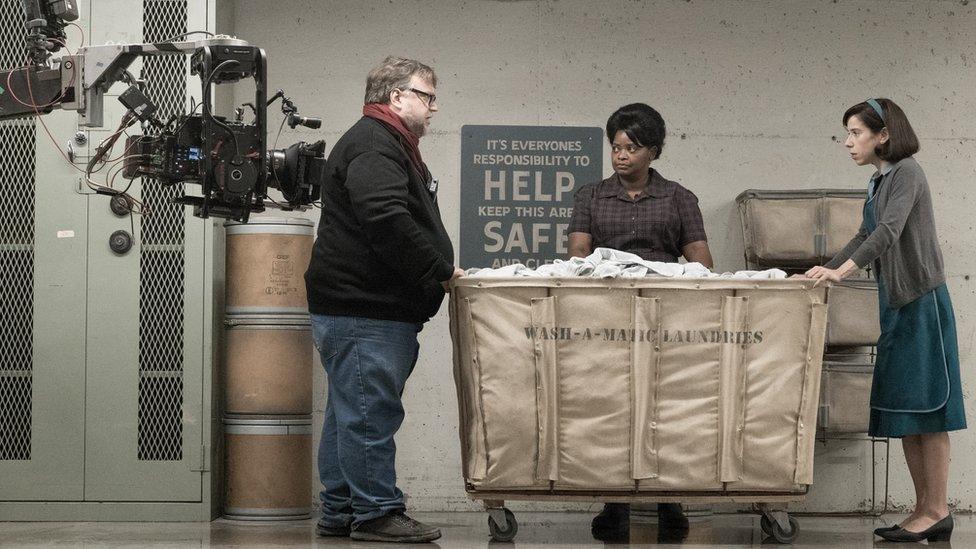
[362,103,428,180]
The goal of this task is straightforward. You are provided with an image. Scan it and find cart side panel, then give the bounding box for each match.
[451,289,486,485]
[732,288,822,490]
[465,286,551,489]
[551,288,636,489]
[636,288,727,490]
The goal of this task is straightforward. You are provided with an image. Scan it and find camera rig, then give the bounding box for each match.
[0,0,324,222]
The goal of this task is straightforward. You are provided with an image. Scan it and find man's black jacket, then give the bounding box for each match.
[305,117,455,323]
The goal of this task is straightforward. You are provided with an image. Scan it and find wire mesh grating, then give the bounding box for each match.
[0,0,36,461]
[137,0,188,461]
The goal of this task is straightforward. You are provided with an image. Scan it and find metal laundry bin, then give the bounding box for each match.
[736,189,866,269]
[825,280,880,348]
[819,361,874,434]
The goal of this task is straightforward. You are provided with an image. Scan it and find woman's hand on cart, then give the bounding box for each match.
[803,259,857,287]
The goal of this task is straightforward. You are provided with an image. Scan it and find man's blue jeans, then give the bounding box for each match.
[310,314,422,528]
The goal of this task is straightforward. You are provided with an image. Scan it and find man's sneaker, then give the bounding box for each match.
[315,518,351,537]
[350,511,442,543]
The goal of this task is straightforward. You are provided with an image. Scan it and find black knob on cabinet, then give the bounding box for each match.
[110,195,132,217]
[109,230,133,255]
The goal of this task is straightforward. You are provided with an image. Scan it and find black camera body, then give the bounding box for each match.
[118,45,324,222]
[123,114,324,221]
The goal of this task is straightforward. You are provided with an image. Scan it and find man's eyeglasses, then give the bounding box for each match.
[404,87,436,108]
[611,144,646,155]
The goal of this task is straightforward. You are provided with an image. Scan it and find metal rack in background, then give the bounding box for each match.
[805,343,890,518]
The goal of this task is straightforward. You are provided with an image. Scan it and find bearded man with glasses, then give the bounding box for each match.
[305,56,463,543]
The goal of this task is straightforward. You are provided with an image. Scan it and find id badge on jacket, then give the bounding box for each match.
[427,177,439,201]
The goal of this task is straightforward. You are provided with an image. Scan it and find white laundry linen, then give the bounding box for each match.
[465,247,787,280]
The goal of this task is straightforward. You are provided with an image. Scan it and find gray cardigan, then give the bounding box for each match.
[825,157,946,308]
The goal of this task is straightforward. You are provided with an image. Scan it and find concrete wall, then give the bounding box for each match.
[217,0,976,513]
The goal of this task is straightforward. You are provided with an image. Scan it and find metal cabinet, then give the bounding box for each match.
[0,0,218,520]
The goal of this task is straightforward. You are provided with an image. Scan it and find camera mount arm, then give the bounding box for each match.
[80,37,253,127]
[0,37,251,127]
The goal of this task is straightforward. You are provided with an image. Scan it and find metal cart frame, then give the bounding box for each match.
[469,489,808,543]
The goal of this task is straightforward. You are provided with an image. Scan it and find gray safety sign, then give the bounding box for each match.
[460,125,603,269]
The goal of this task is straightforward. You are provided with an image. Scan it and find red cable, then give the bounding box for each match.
[20,59,86,175]
[66,22,85,49]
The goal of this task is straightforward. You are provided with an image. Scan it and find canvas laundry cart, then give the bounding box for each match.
[449,277,829,543]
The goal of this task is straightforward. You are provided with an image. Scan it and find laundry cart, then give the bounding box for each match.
[449,277,829,543]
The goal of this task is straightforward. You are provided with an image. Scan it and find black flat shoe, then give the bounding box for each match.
[872,524,900,536]
[591,503,629,541]
[877,515,953,542]
[657,503,689,530]
[591,503,630,531]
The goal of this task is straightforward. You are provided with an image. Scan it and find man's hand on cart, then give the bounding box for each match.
[442,267,466,292]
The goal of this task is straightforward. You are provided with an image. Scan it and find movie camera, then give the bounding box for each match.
[1,0,324,221]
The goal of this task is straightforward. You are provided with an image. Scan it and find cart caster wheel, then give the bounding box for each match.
[488,508,517,542]
[767,515,799,544]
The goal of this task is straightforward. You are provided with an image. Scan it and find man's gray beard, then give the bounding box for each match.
[407,120,426,137]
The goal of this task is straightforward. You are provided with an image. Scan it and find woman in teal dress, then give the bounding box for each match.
[805,98,965,543]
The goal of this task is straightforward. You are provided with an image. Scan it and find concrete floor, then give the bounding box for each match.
[0,512,970,547]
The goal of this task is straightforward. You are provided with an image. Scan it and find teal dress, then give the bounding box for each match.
[863,188,967,438]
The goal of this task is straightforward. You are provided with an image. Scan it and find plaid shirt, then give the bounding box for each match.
[568,169,707,263]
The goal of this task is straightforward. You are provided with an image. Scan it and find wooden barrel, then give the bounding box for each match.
[223,416,312,520]
[224,314,312,416]
[225,217,314,315]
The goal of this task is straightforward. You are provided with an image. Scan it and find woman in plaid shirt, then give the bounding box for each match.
[568,103,712,268]
[569,103,713,539]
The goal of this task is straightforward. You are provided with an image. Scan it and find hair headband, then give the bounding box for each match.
[866,99,885,123]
